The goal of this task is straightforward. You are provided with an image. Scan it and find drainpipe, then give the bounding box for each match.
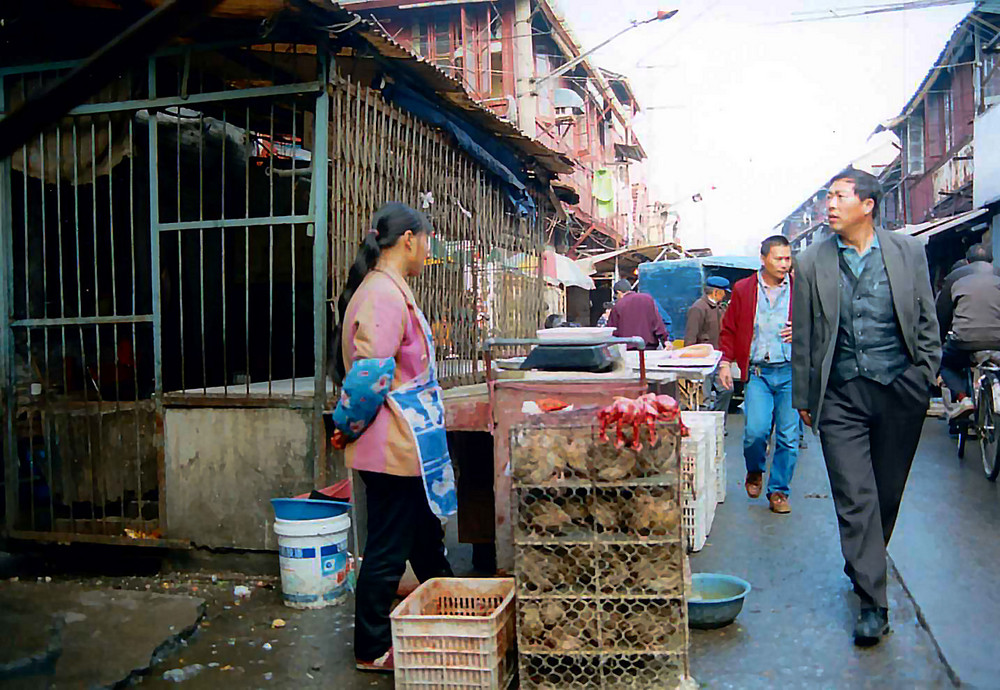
[514,0,537,136]
[974,29,983,113]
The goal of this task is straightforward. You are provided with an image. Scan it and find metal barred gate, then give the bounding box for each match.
[1,37,547,545]
[1,42,332,544]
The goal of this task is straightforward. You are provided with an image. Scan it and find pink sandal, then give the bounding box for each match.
[356,648,394,673]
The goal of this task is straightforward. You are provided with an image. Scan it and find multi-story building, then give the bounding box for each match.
[339,0,651,256]
[882,12,993,225]
[876,5,1000,282]
[778,5,1000,272]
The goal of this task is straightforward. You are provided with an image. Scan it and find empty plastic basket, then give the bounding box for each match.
[390,578,516,690]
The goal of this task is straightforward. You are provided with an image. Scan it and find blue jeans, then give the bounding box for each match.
[744,363,799,496]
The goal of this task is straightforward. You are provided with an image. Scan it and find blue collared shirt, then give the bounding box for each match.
[750,271,791,365]
[836,232,880,278]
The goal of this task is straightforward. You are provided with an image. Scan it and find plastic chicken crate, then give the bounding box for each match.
[680,431,710,501]
[680,411,727,505]
[390,578,517,690]
[682,493,711,553]
[715,449,728,504]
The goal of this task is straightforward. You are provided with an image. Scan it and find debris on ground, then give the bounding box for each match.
[271,618,286,628]
[233,585,252,600]
[163,664,206,682]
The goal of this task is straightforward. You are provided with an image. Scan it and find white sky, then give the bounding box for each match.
[562,0,975,254]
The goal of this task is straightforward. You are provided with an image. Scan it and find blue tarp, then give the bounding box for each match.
[381,82,536,217]
[638,256,759,341]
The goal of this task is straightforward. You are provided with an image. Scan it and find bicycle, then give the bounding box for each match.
[957,351,1000,481]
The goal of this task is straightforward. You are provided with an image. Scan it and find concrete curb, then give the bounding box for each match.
[888,556,960,688]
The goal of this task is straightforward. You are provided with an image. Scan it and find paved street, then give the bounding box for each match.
[3,412,998,689]
[689,415,953,689]
[890,415,1000,689]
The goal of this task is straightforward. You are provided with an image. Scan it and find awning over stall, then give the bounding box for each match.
[903,208,989,244]
[576,242,685,280]
[543,249,595,290]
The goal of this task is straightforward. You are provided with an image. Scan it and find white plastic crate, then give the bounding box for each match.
[715,452,727,504]
[683,411,727,507]
[705,480,717,533]
[682,411,725,464]
[682,493,711,553]
[680,430,711,501]
[702,465,718,535]
[391,578,517,690]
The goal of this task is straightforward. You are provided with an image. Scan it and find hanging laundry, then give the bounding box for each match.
[593,168,615,219]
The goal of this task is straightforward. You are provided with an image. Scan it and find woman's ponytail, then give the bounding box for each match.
[330,202,432,384]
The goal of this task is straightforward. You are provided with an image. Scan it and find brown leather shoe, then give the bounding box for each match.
[769,492,791,514]
[745,471,763,498]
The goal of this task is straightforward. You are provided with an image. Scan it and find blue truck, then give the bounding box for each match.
[637,255,760,343]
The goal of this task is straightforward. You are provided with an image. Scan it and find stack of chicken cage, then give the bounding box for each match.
[510,412,690,689]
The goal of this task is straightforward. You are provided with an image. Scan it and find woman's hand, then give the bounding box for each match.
[331,430,349,450]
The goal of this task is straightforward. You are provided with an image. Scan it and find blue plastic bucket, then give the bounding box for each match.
[270,498,350,521]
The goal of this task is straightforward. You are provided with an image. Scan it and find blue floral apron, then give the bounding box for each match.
[385,307,458,520]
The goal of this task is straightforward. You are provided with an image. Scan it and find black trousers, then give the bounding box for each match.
[940,339,973,398]
[818,367,929,610]
[355,471,453,661]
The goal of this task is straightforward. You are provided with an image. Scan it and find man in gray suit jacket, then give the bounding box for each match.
[792,168,941,647]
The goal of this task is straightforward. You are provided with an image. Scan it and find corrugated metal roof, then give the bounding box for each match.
[70,0,573,177]
[903,208,988,242]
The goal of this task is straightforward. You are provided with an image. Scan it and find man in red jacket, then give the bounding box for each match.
[718,236,798,514]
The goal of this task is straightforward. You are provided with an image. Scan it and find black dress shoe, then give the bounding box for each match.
[854,607,890,646]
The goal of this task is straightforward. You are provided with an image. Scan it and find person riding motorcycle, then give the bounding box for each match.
[938,243,1000,421]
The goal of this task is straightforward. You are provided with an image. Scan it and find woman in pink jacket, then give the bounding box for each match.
[328,202,456,673]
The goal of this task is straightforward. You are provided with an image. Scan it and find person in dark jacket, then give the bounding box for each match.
[792,168,940,647]
[935,244,997,341]
[688,276,733,418]
[718,237,797,515]
[607,279,670,350]
[938,244,1000,420]
[685,276,729,347]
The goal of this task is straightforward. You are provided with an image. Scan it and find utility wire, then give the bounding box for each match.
[634,0,723,68]
[773,0,974,24]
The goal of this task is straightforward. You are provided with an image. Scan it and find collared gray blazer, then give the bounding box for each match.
[791,228,942,424]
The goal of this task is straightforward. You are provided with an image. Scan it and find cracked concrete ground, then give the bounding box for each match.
[0,581,204,689]
[0,573,396,690]
[0,532,478,690]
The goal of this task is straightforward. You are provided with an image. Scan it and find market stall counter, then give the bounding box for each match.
[442,336,648,574]
[623,348,725,411]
